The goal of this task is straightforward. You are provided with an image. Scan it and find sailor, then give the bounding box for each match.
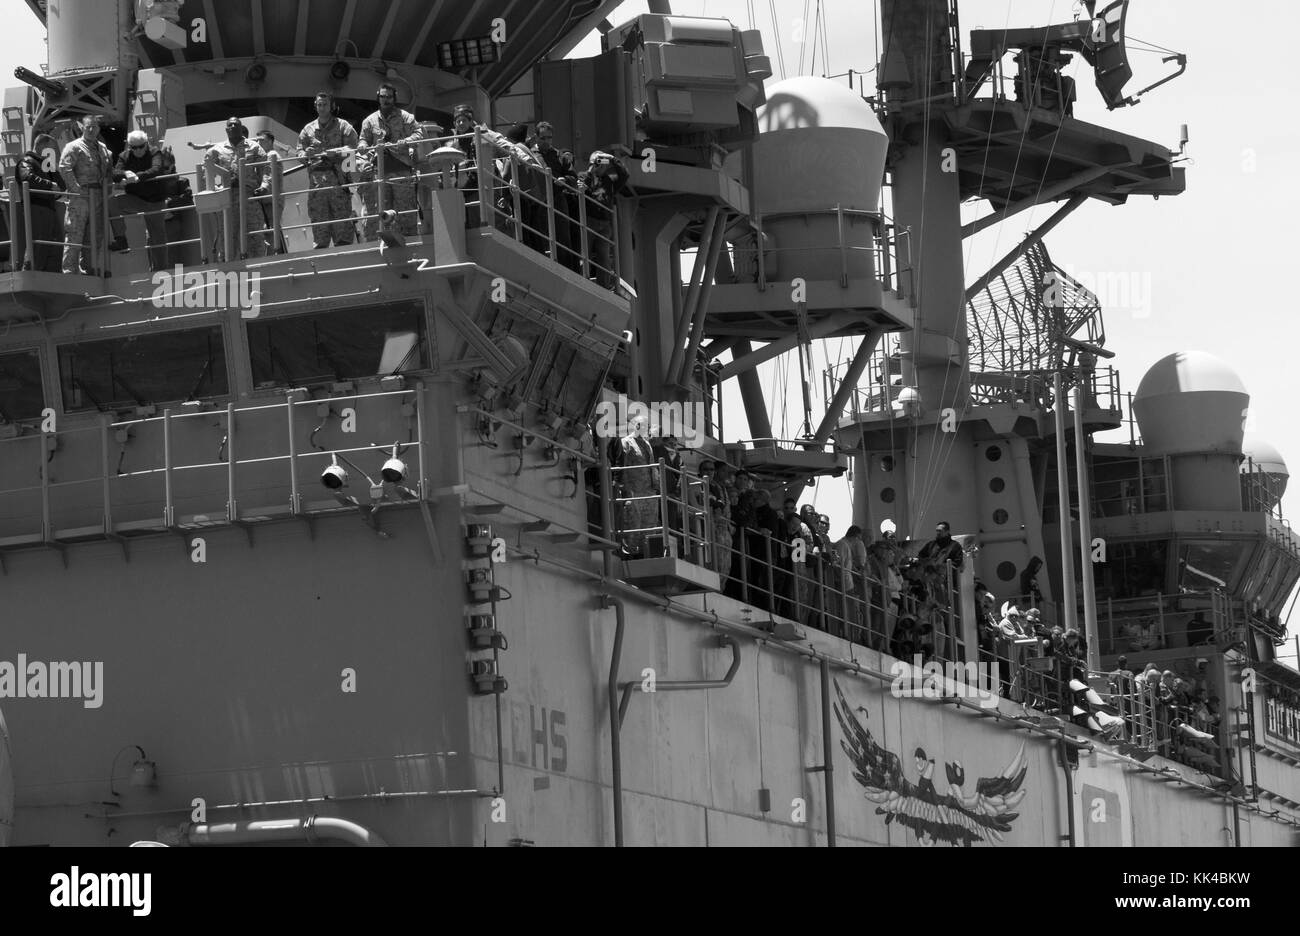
[253,129,288,253]
[203,117,270,261]
[357,82,422,240]
[297,92,359,248]
[614,416,658,558]
[59,115,125,275]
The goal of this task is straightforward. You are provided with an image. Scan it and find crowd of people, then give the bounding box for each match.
[593,426,1230,769]
[293,87,628,284]
[600,425,967,654]
[7,86,629,281]
[9,114,192,275]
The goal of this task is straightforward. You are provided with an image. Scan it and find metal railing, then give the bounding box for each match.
[5,132,624,289]
[727,206,909,297]
[0,385,425,544]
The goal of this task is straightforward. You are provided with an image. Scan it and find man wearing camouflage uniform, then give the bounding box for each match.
[59,115,119,275]
[203,117,271,261]
[358,83,422,240]
[297,91,358,248]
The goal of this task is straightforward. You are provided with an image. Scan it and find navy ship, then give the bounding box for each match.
[0,0,1296,848]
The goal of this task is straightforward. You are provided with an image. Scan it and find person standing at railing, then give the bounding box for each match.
[112,130,169,272]
[532,122,579,270]
[204,117,270,261]
[297,92,360,249]
[59,115,124,275]
[357,83,422,240]
[577,150,631,288]
[751,489,786,614]
[706,462,734,579]
[13,149,64,272]
[253,130,288,254]
[652,435,684,555]
[614,417,658,558]
[834,525,868,639]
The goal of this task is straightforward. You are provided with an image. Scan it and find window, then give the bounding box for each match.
[247,300,429,389]
[1178,541,1246,593]
[0,348,45,422]
[58,327,229,412]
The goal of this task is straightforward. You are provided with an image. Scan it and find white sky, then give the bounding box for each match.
[4,1,1295,635]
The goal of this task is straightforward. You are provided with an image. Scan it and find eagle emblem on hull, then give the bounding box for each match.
[833,680,1028,846]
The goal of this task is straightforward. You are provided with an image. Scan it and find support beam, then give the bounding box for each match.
[718,312,861,381]
[407,0,448,63]
[374,0,404,60]
[1053,371,1079,634]
[732,340,773,442]
[811,329,883,443]
[964,195,1085,303]
[962,169,1106,238]
[665,208,718,386]
[676,211,729,386]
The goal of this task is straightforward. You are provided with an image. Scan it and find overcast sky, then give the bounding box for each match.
[3,1,1295,631]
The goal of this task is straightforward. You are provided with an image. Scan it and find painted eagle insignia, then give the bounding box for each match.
[833,679,1028,846]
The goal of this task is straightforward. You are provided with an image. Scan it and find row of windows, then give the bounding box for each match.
[0,301,430,419]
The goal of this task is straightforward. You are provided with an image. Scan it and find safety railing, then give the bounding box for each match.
[1091,453,1170,519]
[8,169,203,275]
[5,132,625,290]
[727,206,909,296]
[1242,459,1287,521]
[0,385,424,545]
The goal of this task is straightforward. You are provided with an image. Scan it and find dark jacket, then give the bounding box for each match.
[114,146,167,202]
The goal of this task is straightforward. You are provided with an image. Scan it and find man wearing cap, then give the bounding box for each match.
[59,115,125,275]
[577,150,631,287]
[357,83,423,240]
[297,91,359,248]
[204,117,271,261]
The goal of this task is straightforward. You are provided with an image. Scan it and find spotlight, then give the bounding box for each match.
[245,62,267,84]
[381,456,407,484]
[330,59,351,82]
[321,455,349,489]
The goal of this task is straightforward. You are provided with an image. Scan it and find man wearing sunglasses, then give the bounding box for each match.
[357,83,422,240]
[111,130,169,272]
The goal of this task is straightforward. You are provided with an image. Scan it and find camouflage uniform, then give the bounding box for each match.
[204,140,270,260]
[58,137,114,274]
[297,115,359,247]
[358,108,423,239]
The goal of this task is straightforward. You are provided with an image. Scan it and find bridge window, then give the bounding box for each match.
[0,348,46,422]
[247,300,429,389]
[57,327,229,412]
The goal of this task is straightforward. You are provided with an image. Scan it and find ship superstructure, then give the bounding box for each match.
[0,0,1296,848]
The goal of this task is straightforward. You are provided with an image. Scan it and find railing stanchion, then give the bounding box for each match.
[100,417,112,533]
[285,393,300,515]
[577,187,590,279]
[657,460,670,557]
[268,151,283,254]
[225,402,237,522]
[163,408,175,527]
